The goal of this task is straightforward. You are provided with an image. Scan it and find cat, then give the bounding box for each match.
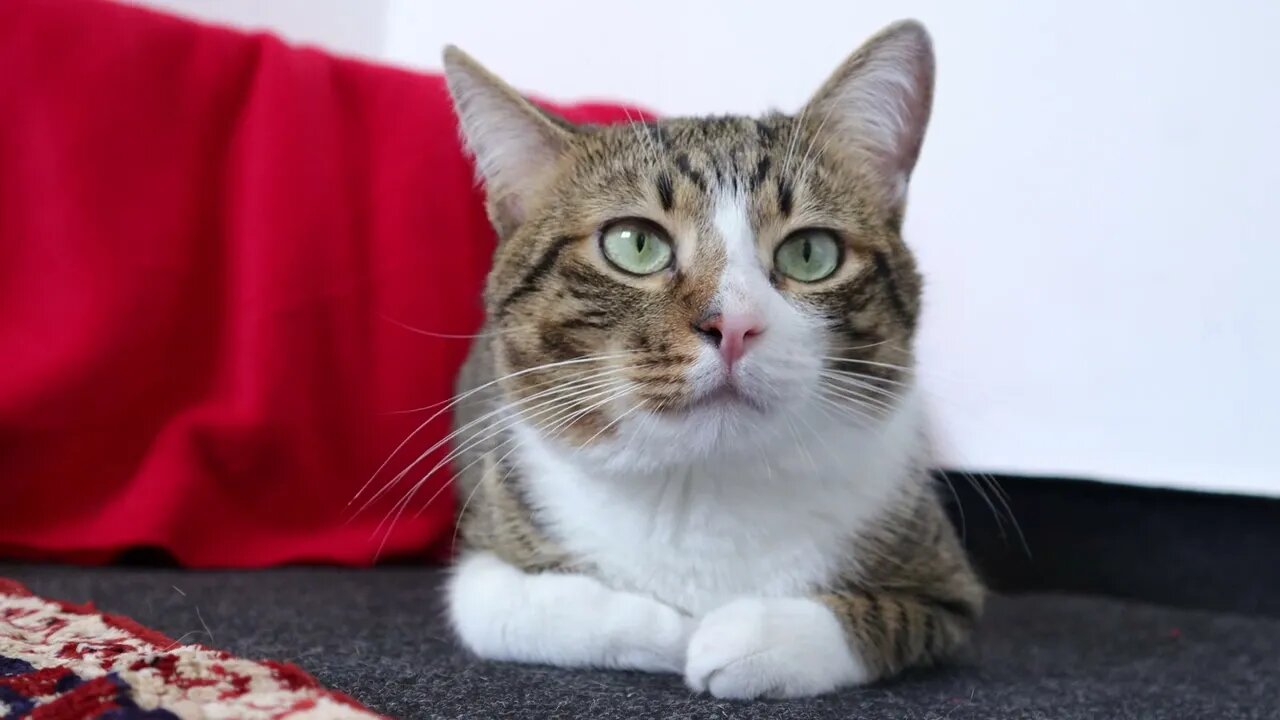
[440,19,983,700]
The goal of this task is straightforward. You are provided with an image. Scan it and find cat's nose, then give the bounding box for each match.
[694,312,765,370]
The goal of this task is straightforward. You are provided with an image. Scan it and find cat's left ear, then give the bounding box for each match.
[801,20,935,211]
[443,46,575,237]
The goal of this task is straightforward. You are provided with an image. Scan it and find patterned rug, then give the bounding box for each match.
[0,579,383,719]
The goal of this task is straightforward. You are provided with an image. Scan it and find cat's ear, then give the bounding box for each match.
[801,20,934,210]
[443,46,574,237]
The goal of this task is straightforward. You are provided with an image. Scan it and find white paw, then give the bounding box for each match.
[449,552,693,673]
[607,602,695,673]
[684,597,868,699]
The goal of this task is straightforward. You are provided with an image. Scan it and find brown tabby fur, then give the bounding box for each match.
[448,21,984,684]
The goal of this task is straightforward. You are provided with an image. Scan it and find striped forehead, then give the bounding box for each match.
[646,118,795,224]
[655,123,784,196]
[641,124,785,308]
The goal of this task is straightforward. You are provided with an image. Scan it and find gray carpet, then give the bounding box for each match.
[3,565,1277,719]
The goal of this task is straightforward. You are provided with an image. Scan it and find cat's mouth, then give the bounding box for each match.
[683,382,767,414]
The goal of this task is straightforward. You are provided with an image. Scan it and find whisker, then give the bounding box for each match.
[821,356,916,374]
[348,351,641,510]
[403,421,533,533]
[822,340,891,354]
[818,382,897,415]
[355,371,635,520]
[790,406,839,466]
[374,382,630,550]
[386,362,621,415]
[798,125,837,186]
[540,385,635,444]
[820,367,915,390]
[622,108,660,163]
[379,314,535,340]
[810,392,849,426]
[937,473,968,543]
[784,416,818,472]
[360,356,637,509]
[395,382,619,541]
[958,470,1005,536]
[436,380,631,488]
[373,373,627,507]
[813,391,878,428]
[575,399,642,448]
[818,373,907,407]
[448,435,528,554]
[374,435,502,560]
[818,381,891,413]
[612,394,666,466]
[781,102,810,179]
[973,470,1030,558]
[930,432,1030,558]
[795,100,839,185]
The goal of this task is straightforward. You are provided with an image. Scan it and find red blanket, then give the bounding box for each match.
[0,0,644,566]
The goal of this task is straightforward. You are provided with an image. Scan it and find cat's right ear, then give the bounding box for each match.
[800,21,934,213]
[442,46,574,237]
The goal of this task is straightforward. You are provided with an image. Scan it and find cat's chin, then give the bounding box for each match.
[676,364,804,418]
[571,389,829,472]
[578,401,836,478]
[680,384,769,414]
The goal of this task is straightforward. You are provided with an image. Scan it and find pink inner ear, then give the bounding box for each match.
[811,26,934,205]
[894,54,934,181]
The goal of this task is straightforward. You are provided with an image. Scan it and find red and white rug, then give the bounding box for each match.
[0,579,384,719]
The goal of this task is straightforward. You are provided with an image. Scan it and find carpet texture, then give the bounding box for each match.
[3,566,1276,720]
[0,578,384,719]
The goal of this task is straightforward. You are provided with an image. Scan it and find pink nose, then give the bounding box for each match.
[695,312,765,370]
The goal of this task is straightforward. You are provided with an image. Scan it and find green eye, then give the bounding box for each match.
[600,220,674,276]
[774,229,841,282]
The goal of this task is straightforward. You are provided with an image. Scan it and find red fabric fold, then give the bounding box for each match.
[0,0,646,566]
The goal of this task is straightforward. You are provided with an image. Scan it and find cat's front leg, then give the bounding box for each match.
[684,597,867,699]
[448,551,693,673]
[685,590,977,699]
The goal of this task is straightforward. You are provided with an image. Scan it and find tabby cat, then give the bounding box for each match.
[440,20,983,699]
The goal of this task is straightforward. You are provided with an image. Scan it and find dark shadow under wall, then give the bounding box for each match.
[72,473,1280,620]
[939,473,1280,617]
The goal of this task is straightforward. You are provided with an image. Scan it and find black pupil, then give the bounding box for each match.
[634,231,647,254]
[801,238,812,263]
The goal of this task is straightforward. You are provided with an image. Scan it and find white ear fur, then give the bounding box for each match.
[802,20,935,209]
[442,46,572,235]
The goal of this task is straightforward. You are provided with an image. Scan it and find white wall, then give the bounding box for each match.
[131,0,1280,497]
[124,0,391,61]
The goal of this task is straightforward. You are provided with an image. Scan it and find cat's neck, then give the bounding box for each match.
[505,386,929,611]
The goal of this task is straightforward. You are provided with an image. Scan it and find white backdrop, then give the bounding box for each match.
[133,0,1280,497]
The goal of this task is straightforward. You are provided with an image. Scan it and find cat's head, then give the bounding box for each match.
[444,21,932,471]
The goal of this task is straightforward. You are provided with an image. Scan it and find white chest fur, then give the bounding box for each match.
[512,388,925,616]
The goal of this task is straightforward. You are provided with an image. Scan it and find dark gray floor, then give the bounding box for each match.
[3,565,1277,720]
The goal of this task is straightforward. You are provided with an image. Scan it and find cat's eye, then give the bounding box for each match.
[774,229,841,283]
[599,220,674,276]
